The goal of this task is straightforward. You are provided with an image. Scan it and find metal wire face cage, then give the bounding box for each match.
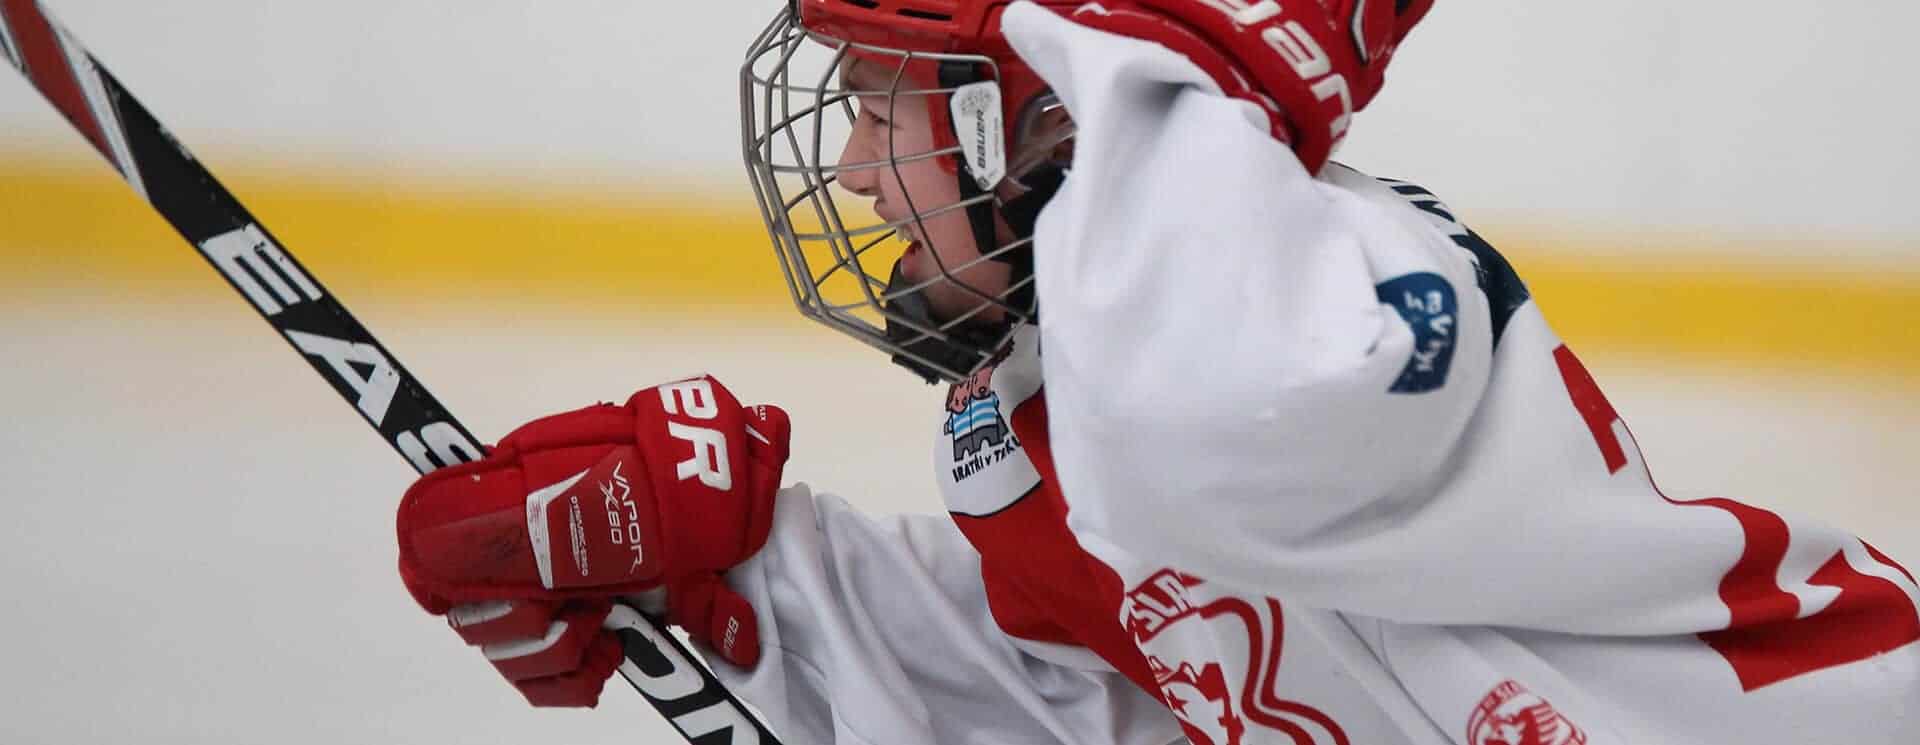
[740,6,1043,384]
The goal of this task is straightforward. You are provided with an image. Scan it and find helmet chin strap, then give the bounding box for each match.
[995,162,1066,305]
[881,261,1008,384]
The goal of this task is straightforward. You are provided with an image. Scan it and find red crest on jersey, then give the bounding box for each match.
[1466,680,1588,745]
[1122,570,1349,745]
[1149,656,1247,745]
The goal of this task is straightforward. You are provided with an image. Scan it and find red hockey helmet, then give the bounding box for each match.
[804,1,1088,178]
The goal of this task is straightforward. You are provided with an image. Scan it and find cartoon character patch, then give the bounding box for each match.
[1466,680,1587,745]
[941,344,1025,484]
[945,362,1008,460]
[1121,570,1348,745]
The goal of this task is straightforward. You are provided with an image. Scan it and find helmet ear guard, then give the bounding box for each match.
[937,60,1010,271]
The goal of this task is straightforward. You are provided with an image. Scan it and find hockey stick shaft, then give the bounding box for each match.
[0,3,776,744]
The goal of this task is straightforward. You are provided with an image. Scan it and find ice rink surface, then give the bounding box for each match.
[1,298,1914,744]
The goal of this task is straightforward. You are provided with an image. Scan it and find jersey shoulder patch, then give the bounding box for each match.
[1374,176,1532,347]
[1374,272,1459,393]
[934,326,1043,517]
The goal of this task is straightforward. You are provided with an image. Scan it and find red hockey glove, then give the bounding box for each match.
[1062,0,1433,174]
[395,375,790,706]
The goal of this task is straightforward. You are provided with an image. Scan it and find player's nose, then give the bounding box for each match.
[835,132,880,198]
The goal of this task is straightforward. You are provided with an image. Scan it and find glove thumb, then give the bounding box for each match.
[741,404,791,489]
[739,403,791,554]
[666,572,762,668]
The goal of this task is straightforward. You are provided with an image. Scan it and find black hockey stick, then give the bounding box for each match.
[0,3,776,743]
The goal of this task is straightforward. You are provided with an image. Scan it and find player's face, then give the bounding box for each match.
[837,61,1011,324]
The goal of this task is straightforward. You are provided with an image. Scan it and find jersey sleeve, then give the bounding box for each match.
[713,484,1184,745]
[1001,5,1494,611]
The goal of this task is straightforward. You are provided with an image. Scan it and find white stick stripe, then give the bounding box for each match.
[51,21,145,200]
[745,425,771,446]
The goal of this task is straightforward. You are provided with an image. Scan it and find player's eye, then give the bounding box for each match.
[856,100,892,128]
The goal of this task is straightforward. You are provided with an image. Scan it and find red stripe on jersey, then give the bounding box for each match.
[947,389,1162,696]
[1240,597,1350,745]
[2,0,112,160]
[1552,345,1627,474]
[1866,541,1918,586]
[949,388,1354,745]
[1554,342,1920,691]
[1691,497,1920,691]
[1695,497,1801,631]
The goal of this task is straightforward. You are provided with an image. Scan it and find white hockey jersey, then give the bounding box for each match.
[713,4,1920,744]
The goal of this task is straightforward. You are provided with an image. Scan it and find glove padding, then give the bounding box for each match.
[449,598,626,707]
[396,376,790,705]
[1062,0,1433,174]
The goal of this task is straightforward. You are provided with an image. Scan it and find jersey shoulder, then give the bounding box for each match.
[1325,164,1534,347]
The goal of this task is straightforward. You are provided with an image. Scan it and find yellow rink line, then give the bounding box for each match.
[2,156,1915,377]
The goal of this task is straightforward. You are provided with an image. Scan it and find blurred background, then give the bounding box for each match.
[1,1,1915,743]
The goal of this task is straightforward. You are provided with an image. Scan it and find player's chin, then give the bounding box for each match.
[894,272,963,322]
[926,283,1009,326]
[891,254,1009,325]
[898,242,940,283]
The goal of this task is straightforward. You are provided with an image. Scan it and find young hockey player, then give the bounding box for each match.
[394,2,1920,743]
